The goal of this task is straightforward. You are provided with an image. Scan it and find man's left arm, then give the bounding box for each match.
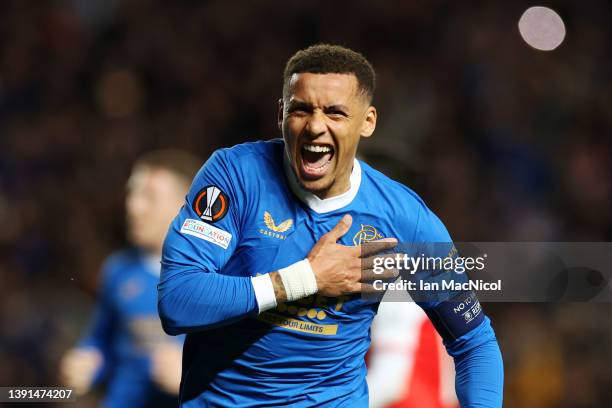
[413,205,504,407]
[423,299,503,407]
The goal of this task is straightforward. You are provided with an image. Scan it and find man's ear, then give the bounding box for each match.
[277,98,284,131]
[361,106,377,138]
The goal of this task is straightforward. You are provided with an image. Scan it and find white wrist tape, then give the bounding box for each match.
[278,259,318,302]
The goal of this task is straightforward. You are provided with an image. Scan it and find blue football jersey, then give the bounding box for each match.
[160,139,502,407]
[80,249,181,408]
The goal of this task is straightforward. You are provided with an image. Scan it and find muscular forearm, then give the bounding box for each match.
[269,271,287,302]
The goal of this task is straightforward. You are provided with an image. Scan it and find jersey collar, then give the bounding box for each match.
[283,152,362,213]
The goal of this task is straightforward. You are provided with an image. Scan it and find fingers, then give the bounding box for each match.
[345,282,385,295]
[60,348,102,395]
[360,283,385,295]
[361,253,399,270]
[360,267,400,282]
[324,214,353,242]
[360,238,398,257]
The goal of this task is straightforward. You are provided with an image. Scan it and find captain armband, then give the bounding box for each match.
[424,291,485,343]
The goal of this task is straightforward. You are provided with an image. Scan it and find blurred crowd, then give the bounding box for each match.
[0,0,610,406]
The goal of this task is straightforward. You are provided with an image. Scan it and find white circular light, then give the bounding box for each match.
[518,6,566,51]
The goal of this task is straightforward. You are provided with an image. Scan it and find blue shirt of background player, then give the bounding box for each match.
[159,139,503,407]
[80,248,183,408]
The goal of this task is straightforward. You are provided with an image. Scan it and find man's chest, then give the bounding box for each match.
[224,197,394,278]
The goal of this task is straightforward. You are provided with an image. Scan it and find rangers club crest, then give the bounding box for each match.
[352,224,383,246]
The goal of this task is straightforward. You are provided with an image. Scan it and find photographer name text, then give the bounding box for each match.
[373,278,502,292]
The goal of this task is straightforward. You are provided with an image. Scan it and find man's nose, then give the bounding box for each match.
[305,110,327,137]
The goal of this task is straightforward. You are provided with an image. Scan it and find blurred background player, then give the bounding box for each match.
[60,150,201,407]
[368,299,458,408]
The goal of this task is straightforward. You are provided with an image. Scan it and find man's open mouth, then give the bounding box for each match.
[299,143,334,179]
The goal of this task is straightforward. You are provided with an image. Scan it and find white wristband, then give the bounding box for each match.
[251,274,277,313]
[278,259,318,302]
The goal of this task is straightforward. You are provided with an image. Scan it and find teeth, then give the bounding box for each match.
[303,144,332,153]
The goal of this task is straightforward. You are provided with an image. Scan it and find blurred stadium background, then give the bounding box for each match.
[0,0,611,406]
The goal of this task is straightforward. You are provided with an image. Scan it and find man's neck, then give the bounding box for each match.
[311,172,352,200]
[283,153,362,214]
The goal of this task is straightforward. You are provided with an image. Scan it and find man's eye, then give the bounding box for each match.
[327,110,347,117]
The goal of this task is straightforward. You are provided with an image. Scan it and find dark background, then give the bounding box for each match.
[0,0,611,406]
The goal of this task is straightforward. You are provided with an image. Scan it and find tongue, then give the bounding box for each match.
[303,150,332,168]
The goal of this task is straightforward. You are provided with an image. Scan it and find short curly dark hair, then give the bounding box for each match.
[283,44,376,102]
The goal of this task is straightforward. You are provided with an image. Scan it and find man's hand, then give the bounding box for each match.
[59,347,103,395]
[269,214,398,302]
[150,342,182,395]
[308,214,398,297]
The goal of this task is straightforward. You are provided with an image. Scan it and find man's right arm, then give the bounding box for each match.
[158,149,259,335]
[159,211,396,335]
[158,150,396,335]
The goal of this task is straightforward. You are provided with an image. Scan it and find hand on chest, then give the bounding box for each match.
[236,206,390,276]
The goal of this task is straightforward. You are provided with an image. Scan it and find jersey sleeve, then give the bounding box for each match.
[77,258,118,384]
[78,259,117,352]
[412,205,504,407]
[158,149,259,335]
